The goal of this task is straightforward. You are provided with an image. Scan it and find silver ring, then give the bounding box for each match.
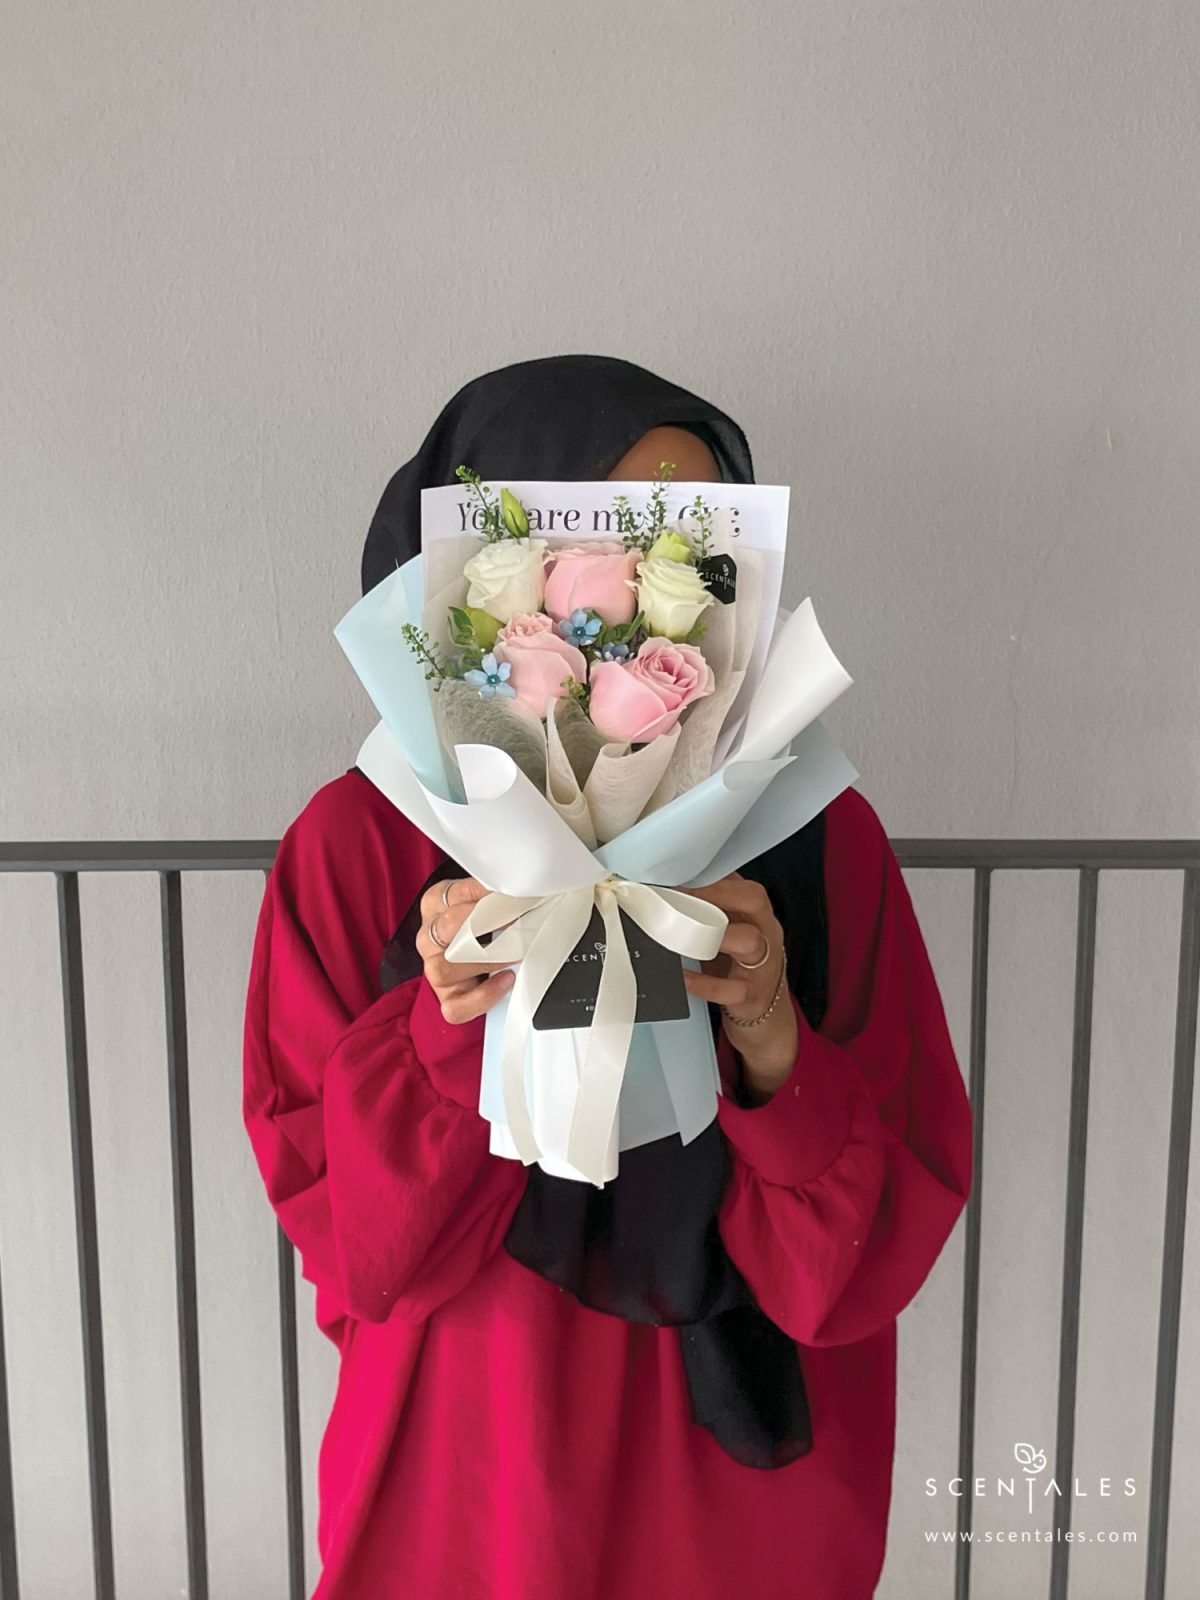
[735,935,772,971]
[440,879,454,908]
[428,913,449,950]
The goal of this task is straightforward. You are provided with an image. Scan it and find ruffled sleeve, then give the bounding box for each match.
[715,787,973,1347]
[242,774,528,1333]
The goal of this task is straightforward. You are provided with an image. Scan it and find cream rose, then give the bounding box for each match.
[634,555,714,641]
[462,538,549,623]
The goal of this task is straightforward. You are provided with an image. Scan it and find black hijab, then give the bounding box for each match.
[360,354,829,1469]
[362,353,753,595]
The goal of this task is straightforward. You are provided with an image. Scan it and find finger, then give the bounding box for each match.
[430,972,503,1005]
[441,889,505,939]
[439,968,516,1025]
[444,875,489,907]
[682,969,751,1009]
[418,873,489,921]
[684,876,772,919]
[414,919,452,962]
[424,950,513,987]
[415,894,504,963]
[719,920,774,965]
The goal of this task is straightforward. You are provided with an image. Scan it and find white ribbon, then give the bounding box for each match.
[443,877,728,1183]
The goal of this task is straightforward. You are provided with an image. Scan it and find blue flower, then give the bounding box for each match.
[464,651,517,700]
[598,641,630,662]
[558,608,603,647]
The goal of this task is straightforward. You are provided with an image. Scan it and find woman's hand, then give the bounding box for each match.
[681,873,798,1102]
[416,876,516,1024]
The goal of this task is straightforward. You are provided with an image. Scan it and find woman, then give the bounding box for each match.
[243,354,974,1599]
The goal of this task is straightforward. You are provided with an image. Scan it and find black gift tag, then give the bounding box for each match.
[697,552,737,604]
[532,907,689,1031]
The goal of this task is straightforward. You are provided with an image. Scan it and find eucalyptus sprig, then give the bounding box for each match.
[400,623,455,685]
[688,492,715,560]
[616,460,678,553]
[455,465,530,542]
[644,460,675,537]
[612,492,640,540]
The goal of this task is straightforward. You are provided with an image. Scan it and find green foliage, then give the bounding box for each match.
[455,465,530,543]
[617,460,677,552]
[447,607,474,646]
[401,623,454,685]
[611,492,639,540]
[614,463,718,565]
[562,674,591,715]
[688,493,715,560]
[448,605,501,652]
[644,460,674,537]
[595,610,645,653]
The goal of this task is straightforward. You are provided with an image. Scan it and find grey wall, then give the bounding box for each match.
[2,2,1197,1596]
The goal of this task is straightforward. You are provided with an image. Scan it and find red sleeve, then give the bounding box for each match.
[241,773,527,1332]
[715,787,974,1347]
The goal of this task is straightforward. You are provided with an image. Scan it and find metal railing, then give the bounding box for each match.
[0,836,1197,1600]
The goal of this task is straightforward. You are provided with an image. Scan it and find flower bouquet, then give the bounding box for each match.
[336,465,857,1186]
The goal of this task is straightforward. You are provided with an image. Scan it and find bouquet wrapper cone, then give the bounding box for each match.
[337,556,858,1188]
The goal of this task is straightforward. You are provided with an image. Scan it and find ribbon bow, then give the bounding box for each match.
[444,876,728,1182]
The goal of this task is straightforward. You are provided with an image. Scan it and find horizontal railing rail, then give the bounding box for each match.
[0,835,1196,1600]
[4,838,1200,873]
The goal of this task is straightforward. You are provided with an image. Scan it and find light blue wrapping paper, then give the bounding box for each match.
[336,556,858,1167]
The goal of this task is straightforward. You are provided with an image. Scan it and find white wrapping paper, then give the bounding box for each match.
[336,481,858,1186]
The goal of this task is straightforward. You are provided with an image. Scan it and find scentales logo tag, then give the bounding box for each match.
[925,1443,1137,1515]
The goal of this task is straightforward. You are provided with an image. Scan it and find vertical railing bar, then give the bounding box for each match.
[1048,867,1099,1600]
[160,871,208,1600]
[56,872,114,1600]
[1144,866,1200,1600]
[256,864,306,1597]
[276,1228,305,1600]
[260,861,306,1599]
[0,838,1180,1599]
[0,1257,19,1600]
[954,865,990,1600]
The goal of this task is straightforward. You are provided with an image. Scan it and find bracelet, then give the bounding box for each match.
[722,950,788,1028]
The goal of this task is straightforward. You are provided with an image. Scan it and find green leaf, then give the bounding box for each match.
[447,605,502,651]
[447,606,475,646]
[606,610,644,645]
[466,607,501,650]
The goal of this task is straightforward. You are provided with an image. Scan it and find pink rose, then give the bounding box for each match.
[588,638,715,744]
[544,542,640,626]
[493,613,588,719]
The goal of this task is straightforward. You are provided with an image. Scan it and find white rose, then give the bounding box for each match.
[462,538,549,623]
[635,556,714,640]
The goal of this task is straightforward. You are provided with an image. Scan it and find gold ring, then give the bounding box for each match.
[735,935,773,971]
[428,913,449,950]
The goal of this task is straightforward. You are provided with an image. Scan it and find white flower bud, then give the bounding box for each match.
[634,555,714,641]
